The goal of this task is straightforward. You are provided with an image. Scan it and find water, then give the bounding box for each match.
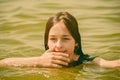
[0,0,120,80]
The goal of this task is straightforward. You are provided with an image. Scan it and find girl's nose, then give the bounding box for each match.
[55,40,62,49]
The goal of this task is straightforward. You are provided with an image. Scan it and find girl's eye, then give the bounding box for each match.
[50,38,56,40]
[63,38,70,40]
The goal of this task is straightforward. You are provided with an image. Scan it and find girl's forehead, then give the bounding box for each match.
[49,20,70,35]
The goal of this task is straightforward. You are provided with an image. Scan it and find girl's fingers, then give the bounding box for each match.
[52,52,70,62]
[52,52,69,58]
[51,63,62,68]
[51,59,68,66]
[43,48,70,68]
[52,55,70,63]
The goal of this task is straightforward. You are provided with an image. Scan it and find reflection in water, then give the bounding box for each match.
[0,0,120,80]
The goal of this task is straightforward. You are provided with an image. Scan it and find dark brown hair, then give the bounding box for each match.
[44,12,84,56]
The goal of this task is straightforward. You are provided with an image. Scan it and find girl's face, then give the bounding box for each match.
[48,20,77,59]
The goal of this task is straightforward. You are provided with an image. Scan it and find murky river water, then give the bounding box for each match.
[0,0,120,80]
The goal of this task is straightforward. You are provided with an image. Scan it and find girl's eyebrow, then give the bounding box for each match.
[49,35,70,37]
[63,35,70,37]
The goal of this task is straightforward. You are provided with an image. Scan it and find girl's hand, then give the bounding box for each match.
[39,47,70,68]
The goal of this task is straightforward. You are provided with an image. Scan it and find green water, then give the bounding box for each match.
[0,0,120,80]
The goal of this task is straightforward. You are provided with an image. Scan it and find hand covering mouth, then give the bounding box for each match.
[54,50,67,53]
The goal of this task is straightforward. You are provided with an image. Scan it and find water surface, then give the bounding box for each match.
[0,0,120,80]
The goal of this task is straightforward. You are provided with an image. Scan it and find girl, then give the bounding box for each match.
[0,12,120,68]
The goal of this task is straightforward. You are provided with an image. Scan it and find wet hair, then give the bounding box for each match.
[44,12,85,57]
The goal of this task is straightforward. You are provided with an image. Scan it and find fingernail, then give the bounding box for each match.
[68,59,70,62]
[67,54,70,57]
[66,63,69,66]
